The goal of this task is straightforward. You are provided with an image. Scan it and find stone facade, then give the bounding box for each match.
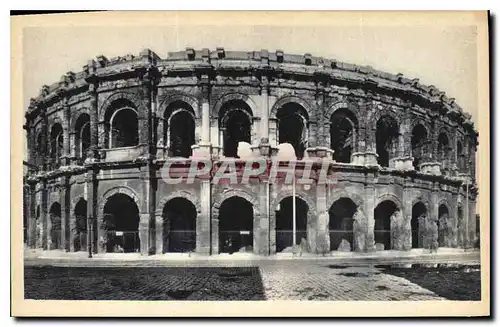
[23,48,479,256]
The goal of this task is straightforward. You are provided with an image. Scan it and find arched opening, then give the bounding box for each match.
[74,114,91,162]
[411,202,427,248]
[457,205,464,246]
[275,196,308,252]
[102,193,140,253]
[374,200,398,250]
[376,115,399,167]
[328,198,357,251]
[49,202,62,250]
[438,132,451,170]
[218,196,254,253]
[164,102,196,158]
[220,101,252,158]
[104,99,139,148]
[35,132,44,167]
[49,123,63,164]
[411,124,428,170]
[438,204,449,247]
[277,103,308,159]
[74,198,87,252]
[330,109,357,163]
[162,198,197,253]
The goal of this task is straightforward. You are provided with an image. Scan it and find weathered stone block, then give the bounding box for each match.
[337,239,351,252]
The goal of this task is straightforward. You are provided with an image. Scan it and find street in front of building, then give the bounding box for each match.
[24,255,481,301]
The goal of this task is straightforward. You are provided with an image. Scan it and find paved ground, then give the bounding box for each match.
[24,261,481,301]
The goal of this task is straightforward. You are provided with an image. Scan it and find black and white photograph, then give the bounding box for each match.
[11,10,490,317]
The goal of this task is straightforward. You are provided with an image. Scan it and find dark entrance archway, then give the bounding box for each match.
[411,124,429,170]
[49,202,61,250]
[74,198,87,252]
[162,198,197,253]
[218,196,254,254]
[376,115,399,167]
[329,198,357,251]
[438,204,449,247]
[412,202,427,248]
[275,196,308,252]
[102,193,140,253]
[374,200,398,250]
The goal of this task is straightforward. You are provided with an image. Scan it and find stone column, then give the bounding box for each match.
[391,112,414,170]
[86,169,99,254]
[364,180,376,251]
[155,214,163,254]
[61,97,71,166]
[59,176,70,251]
[400,182,413,251]
[450,191,459,247]
[430,186,440,250]
[316,184,330,253]
[69,208,76,252]
[198,179,211,254]
[254,180,270,255]
[27,183,37,248]
[260,76,270,144]
[85,61,100,161]
[69,131,77,164]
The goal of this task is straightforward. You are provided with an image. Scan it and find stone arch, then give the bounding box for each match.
[98,91,141,122]
[70,107,91,131]
[411,194,431,210]
[329,190,364,210]
[325,100,361,123]
[438,198,451,213]
[156,190,201,216]
[157,92,200,119]
[212,188,260,216]
[369,107,402,129]
[376,193,402,210]
[70,194,86,213]
[271,189,316,213]
[99,186,140,216]
[270,94,315,122]
[410,117,432,135]
[212,92,258,118]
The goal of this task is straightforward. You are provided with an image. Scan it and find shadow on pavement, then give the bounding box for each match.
[24,266,266,301]
[378,265,481,301]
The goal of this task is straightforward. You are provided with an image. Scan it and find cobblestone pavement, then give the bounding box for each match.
[24,261,481,301]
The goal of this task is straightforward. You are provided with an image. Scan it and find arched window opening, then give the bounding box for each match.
[329,198,357,251]
[457,140,464,171]
[162,198,197,253]
[49,124,64,164]
[277,103,308,159]
[164,101,196,158]
[102,193,140,253]
[75,114,91,161]
[411,202,427,249]
[374,200,398,250]
[35,132,44,167]
[275,197,308,252]
[104,99,139,148]
[220,101,252,158]
[74,198,87,252]
[376,116,399,167]
[330,109,357,163]
[411,124,428,170]
[218,196,254,253]
[438,132,451,170]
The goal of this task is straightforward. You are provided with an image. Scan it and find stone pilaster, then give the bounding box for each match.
[400,182,413,251]
[61,97,71,166]
[364,180,376,251]
[27,183,37,248]
[69,207,76,252]
[155,214,163,254]
[86,169,98,255]
[254,180,270,255]
[316,183,330,253]
[260,76,270,144]
[85,60,100,161]
[59,176,70,251]
[430,185,440,250]
[198,179,211,254]
[193,75,212,157]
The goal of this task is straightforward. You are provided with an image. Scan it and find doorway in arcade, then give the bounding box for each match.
[218,196,254,254]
